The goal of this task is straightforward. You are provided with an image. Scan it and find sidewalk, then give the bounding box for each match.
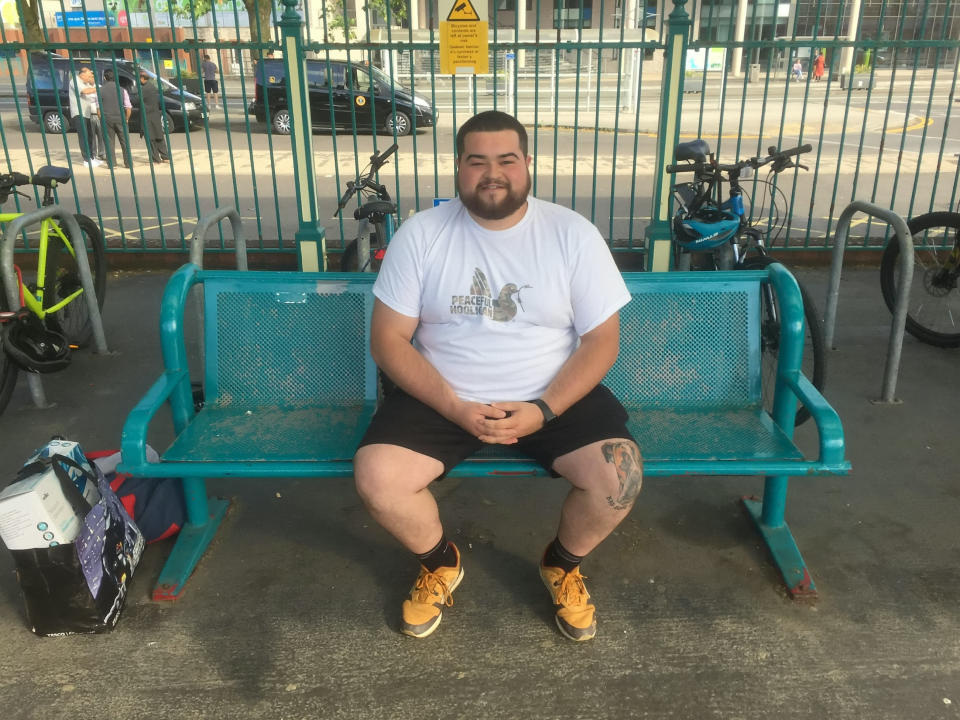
[0,267,958,719]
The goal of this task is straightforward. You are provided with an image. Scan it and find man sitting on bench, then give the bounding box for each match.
[353,111,643,642]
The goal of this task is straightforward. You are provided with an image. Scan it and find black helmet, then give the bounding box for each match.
[2,309,71,373]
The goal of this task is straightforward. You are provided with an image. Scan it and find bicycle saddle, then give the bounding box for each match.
[354,201,396,221]
[675,140,711,163]
[32,165,72,188]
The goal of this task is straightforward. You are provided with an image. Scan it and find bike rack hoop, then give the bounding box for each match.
[823,201,913,404]
[189,206,248,271]
[1,205,110,409]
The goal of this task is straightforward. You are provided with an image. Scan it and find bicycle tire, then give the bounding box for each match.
[340,233,385,273]
[737,255,827,427]
[879,211,960,348]
[0,290,17,415]
[45,213,107,348]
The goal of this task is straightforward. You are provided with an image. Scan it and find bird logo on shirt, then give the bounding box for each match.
[471,268,532,322]
[449,268,531,322]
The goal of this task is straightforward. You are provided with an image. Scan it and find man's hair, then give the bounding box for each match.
[456,111,528,157]
[103,69,114,82]
[204,54,210,60]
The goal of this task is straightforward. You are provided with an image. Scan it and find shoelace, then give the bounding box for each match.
[554,570,589,609]
[413,569,455,607]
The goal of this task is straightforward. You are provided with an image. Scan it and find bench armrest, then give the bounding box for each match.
[779,370,847,469]
[119,369,192,475]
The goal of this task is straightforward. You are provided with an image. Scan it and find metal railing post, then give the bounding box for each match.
[2,206,110,409]
[824,200,914,404]
[279,0,327,272]
[643,0,691,272]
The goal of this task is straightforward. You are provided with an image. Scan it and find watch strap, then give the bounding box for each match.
[531,398,557,424]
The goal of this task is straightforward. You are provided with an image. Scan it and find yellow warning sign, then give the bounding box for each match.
[440,0,489,74]
[447,0,480,21]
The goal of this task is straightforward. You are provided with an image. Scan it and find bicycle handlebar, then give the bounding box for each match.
[666,144,813,175]
[334,144,398,214]
[0,172,31,189]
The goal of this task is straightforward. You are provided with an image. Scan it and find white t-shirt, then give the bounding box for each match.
[373,196,631,403]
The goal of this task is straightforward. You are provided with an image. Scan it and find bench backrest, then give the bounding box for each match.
[201,272,378,408]
[198,270,762,411]
[608,273,761,410]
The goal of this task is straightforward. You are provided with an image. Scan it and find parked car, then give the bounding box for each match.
[25,54,204,134]
[248,58,437,136]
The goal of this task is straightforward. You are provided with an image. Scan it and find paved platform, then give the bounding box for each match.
[0,266,958,719]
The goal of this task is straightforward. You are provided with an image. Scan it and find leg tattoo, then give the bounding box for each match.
[601,441,644,511]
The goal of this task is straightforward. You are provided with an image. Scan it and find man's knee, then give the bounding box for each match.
[599,439,643,510]
[353,444,441,510]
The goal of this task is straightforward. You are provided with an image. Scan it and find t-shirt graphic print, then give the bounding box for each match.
[450,268,531,321]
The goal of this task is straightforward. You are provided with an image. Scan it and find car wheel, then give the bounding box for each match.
[161,111,176,134]
[272,109,291,135]
[384,110,411,137]
[43,111,65,134]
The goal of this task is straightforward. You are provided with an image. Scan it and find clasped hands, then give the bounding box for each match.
[454,400,547,445]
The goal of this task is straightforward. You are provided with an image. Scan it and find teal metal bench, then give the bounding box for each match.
[119,263,850,601]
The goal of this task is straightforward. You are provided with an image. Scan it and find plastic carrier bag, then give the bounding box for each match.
[5,442,145,636]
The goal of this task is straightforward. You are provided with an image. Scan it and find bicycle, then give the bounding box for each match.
[666,139,827,425]
[334,143,398,272]
[879,211,960,347]
[0,165,107,413]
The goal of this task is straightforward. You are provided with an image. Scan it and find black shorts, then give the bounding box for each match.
[204,79,219,94]
[357,385,635,478]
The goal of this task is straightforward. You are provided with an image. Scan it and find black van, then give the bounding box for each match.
[25,54,204,134]
[248,58,436,137]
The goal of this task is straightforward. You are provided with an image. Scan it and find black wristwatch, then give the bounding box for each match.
[531,398,557,424]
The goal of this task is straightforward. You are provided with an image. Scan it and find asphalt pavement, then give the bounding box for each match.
[0,264,957,719]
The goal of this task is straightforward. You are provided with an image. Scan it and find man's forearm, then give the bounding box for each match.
[372,335,462,421]
[540,316,620,416]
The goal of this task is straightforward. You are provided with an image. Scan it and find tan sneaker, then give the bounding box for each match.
[540,557,597,641]
[400,542,463,638]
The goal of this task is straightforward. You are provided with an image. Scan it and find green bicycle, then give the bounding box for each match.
[0,166,106,413]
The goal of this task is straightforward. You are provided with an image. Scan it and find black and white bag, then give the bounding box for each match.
[8,452,145,636]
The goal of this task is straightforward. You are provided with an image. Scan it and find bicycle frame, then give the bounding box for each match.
[0,212,82,320]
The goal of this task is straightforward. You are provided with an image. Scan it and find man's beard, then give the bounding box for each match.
[458,172,531,221]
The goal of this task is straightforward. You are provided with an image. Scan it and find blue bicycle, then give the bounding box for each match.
[666,140,826,425]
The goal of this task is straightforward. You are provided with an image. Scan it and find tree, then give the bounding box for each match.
[322,0,408,41]
[16,0,45,46]
[170,0,275,59]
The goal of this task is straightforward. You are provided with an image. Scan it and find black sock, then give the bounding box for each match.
[543,537,583,573]
[416,534,457,572]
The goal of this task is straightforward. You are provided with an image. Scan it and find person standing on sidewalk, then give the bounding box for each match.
[68,66,100,168]
[813,51,826,82]
[353,110,643,642]
[202,54,219,110]
[99,69,132,169]
[138,70,169,164]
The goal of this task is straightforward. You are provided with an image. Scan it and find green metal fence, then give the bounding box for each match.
[1,0,958,264]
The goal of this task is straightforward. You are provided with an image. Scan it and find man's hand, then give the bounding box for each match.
[448,401,509,442]
[476,401,547,445]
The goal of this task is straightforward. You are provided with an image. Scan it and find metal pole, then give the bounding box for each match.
[824,200,913,404]
[643,0,691,272]
[189,205,249,270]
[279,0,326,271]
[2,206,111,408]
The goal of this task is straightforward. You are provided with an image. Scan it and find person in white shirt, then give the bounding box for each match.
[353,111,643,642]
[68,66,100,167]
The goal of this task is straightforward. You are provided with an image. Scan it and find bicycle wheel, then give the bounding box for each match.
[45,214,107,348]
[0,290,18,415]
[738,255,827,426]
[879,211,960,348]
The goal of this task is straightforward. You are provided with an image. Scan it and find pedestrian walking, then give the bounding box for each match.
[138,70,169,164]
[68,66,100,168]
[99,69,132,168]
[813,51,825,82]
[202,54,219,110]
[792,59,804,81]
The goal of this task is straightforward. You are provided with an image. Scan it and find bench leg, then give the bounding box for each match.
[153,477,229,601]
[741,475,817,599]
